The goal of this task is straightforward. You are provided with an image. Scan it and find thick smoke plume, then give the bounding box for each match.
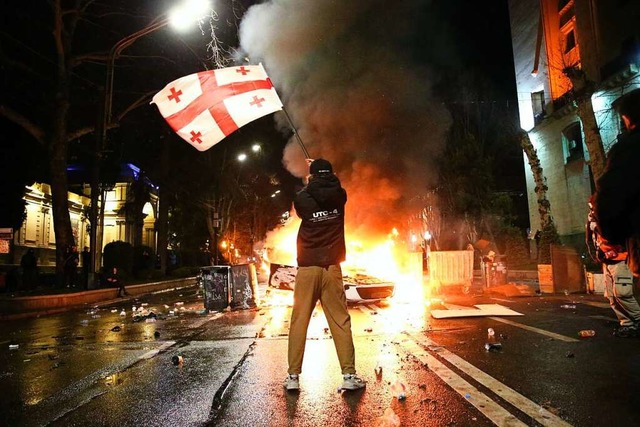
[239,0,451,240]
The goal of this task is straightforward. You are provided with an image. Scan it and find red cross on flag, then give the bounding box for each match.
[151,63,283,151]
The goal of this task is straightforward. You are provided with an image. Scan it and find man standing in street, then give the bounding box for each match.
[284,158,365,392]
[593,88,640,336]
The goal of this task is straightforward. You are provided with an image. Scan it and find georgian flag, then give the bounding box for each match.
[151,63,283,151]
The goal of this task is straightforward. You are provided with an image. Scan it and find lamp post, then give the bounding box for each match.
[90,1,209,287]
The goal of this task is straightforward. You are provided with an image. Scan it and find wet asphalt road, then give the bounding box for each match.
[1,282,640,426]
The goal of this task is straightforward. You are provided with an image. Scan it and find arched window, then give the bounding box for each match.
[562,122,585,163]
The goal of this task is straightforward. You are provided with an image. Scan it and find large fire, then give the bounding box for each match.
[261,213,426,303]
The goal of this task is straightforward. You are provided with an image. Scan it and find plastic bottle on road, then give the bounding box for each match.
[578,330,596,337]
[391,380,406,400]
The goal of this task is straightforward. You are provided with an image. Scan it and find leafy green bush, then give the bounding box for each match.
[133,245,155,273]
[103,241,134,275]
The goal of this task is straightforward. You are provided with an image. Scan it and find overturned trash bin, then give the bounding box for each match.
[202,264,258,312]
[202,267,231,312]
[229,264,259,309]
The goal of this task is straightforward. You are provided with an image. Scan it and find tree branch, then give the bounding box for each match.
[0,105,45,145]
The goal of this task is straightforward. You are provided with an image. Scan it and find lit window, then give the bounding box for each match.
[562,122,584,163]
[531,91,545,125]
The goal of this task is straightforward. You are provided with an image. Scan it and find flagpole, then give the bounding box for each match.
[281,107,310,158]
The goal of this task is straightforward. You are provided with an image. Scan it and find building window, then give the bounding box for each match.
[564,29,576,53]
[558,0,571,11]
[531,91,546,125]
[562,122,584,163]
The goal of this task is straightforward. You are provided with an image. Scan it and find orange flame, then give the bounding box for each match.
[262,213,426,303]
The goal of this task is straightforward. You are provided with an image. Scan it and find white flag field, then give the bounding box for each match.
[151,63,283,151]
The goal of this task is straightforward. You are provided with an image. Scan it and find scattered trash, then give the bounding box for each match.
[364,328,373,333]
[171,355,184,366]
[484,342,503,352]
[560,304,576,309]
[565,351,575,358]
[119,310,126,317]
[132,306,137,312]
[374,363,383,379]
[111,309,118,313]
[80,320,89,326]
[485,327,502,351]
[9,344,19,351]
[175,302,184,306]
[111,326,122,332]
[168,310,175,316]
[23,359,31,363]
[133,311,157,323]
[391,380,406,400]
[374,407,400,427]
[578,330,596,338]
[145,318,157,323]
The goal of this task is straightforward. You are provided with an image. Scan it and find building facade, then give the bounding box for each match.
[508,0,640,246]
[11,164,158,267]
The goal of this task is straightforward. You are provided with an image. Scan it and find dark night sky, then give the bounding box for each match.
[1,0,525,231]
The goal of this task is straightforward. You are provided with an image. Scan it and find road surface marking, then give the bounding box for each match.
[398,335,528,426]
[582,301,609,309]
[487,317,579,342]
[490,297,514,303]
[404,332,573,427]
[192,312,224,328]
[139,341,176,360]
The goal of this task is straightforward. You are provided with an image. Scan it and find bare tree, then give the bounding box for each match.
[563,66,607,180]
[518,130,560,263]
[0,1,97,282]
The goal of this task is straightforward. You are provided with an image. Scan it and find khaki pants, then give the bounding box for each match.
[288,265,356,375]
[603,261,640,326]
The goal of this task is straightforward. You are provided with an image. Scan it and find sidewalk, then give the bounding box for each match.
[0,277,197,320]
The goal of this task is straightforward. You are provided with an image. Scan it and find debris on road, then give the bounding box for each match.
[171,355,184,366]
[484,342,503,352]
[9,344,19,350]
[374,407,400,427]
[391,380,407,400]
[431,303,523,319]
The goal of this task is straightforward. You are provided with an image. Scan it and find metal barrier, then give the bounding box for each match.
[428,250,474,290]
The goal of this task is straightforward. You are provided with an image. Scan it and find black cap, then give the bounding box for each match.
[310,158,333,175]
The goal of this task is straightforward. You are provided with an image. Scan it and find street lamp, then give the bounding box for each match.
[89,1,210,286]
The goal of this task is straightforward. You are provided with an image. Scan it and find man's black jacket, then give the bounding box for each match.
[294,173,347,267]
[594,128,640,246]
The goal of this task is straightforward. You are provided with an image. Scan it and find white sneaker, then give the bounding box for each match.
[284,374,300,391]
[341,374,366,390]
